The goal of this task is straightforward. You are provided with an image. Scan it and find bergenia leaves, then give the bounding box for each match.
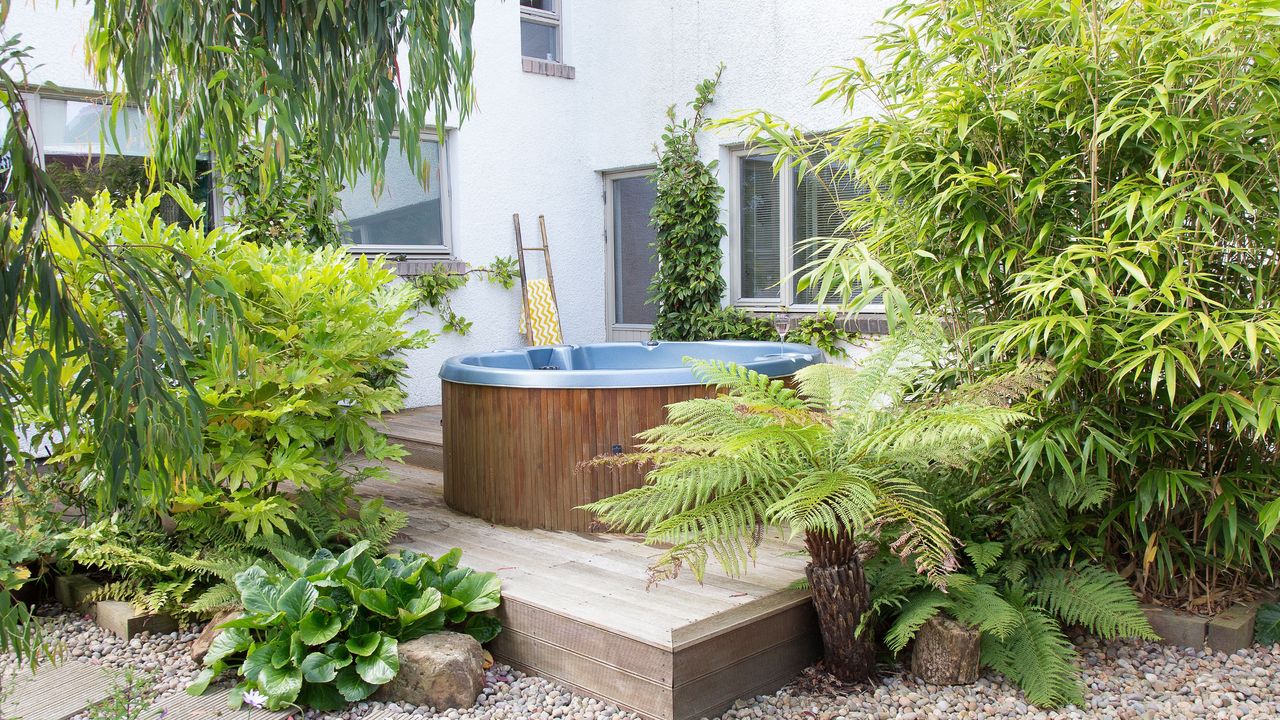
[194,543,501,709]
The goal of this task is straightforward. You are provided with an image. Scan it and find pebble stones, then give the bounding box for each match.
[6,607,1280,720]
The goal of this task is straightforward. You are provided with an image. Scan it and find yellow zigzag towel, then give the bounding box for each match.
[519,278,563,346]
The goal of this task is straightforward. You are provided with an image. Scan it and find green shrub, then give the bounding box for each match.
[19,190,426,614]
[732,0,1280,606]
[223,131,344,248]
[190,542,501,711]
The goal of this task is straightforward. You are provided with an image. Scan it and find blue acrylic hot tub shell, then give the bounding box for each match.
[438,340,824,389]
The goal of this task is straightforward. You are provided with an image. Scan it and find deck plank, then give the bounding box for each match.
[1,660,114,720]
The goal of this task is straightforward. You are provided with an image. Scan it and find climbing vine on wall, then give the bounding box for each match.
[647,65,727,341]
[410,257,519,335]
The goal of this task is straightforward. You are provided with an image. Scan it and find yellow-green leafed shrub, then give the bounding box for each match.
[20,190,428,551]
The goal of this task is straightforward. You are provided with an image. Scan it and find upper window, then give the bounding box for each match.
[24,93,214,228]
[520,0,560,62]
[338,136,450,254]
[733,150,869,309]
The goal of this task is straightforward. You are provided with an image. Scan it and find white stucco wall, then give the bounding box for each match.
[6,0,892,407]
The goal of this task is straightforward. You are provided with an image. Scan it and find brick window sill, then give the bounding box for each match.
[522,57,575,79]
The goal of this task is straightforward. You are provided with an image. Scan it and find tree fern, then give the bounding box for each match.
[583,322,1041,682]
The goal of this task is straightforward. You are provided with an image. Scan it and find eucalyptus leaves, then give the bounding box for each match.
[191,543,501,711]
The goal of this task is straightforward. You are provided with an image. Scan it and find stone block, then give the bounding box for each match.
[375,631,484,709]
[92,600,178,640]
[1207,603,1258,654]
[1142,603,1207,648]
[52,574,101,611]
[191,609,241,664]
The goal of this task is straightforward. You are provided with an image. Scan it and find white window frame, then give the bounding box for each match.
[21,88,225,226]
[342,131,453,258]
[603,166,658,340]
[519,0,562,63]
[729,147,883,313]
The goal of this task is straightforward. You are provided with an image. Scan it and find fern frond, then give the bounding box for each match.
[185,582,243,616]
[949,581,1023,640]
[1031,565,1157,640]
[964,541,1004,576]
[766,468,881,539]
[981,592,1084,708]
[884,590,949,653]
[690,360,806,409]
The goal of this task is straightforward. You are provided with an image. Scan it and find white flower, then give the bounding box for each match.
[242,688,268,710]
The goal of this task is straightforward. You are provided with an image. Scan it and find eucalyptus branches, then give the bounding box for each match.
[87,0,476,189]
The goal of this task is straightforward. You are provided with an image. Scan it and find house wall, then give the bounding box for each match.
[7,0,891,408]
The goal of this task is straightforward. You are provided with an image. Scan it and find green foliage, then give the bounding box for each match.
[648,66,728,341]
[1257,603,1280,646]
[18,191,421,618]
[190,542,501,711]
[792,311,858,359]
[410,257,519,335]
[872,548,1155,707]
[729,0,1280,605]
[583,322,1039,583]
[223,131,344,248]
[87,0,475,191]
[85,667,162,720]
[677,307,858,358]
[694,307,775,342]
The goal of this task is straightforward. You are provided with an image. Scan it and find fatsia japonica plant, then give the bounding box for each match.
[584,321,1045,682]
[727,0,1280,610]
[19,191,425,615]
[190,542,502,711]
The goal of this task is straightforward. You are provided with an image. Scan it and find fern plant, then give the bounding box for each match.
[870,545,1156,707]
[584,321,1043,681]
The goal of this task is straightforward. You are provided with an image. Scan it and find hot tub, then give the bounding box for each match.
[438,340,823,531]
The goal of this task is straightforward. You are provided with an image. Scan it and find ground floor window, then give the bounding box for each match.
[24,93,214,228]
[732,150,871,309]
[338,135,450,255]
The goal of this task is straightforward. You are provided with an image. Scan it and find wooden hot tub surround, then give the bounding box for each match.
[442,380,717,531]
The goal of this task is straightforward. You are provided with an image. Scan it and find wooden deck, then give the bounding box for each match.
[371,405,444,470]
[357,460,819,720]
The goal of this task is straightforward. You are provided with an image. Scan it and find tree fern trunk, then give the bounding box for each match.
[804,530,876,683]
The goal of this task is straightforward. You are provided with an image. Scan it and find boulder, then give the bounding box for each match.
[191,609,241,664]
[376,631,485,709]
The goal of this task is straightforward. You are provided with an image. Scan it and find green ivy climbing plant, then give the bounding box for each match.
[647,65,727,341]
[410,257,519,335]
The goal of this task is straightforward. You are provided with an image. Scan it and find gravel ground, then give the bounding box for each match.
[5,607,1280,720]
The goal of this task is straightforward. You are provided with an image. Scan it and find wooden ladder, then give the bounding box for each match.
[513,213,563,345]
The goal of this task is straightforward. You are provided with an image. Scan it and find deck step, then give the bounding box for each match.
[372,405,443,471]
[1,660,114,720]
[152,687,298,719]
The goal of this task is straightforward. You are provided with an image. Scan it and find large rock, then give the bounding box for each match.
[191,609,242,664]
[376,631,485,709]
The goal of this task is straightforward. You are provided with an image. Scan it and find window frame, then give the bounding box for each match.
[602,166,659,337]
[21,88,225,226]
[728,146,883,313]
[341,131,453,258]
[519,0,562,63]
